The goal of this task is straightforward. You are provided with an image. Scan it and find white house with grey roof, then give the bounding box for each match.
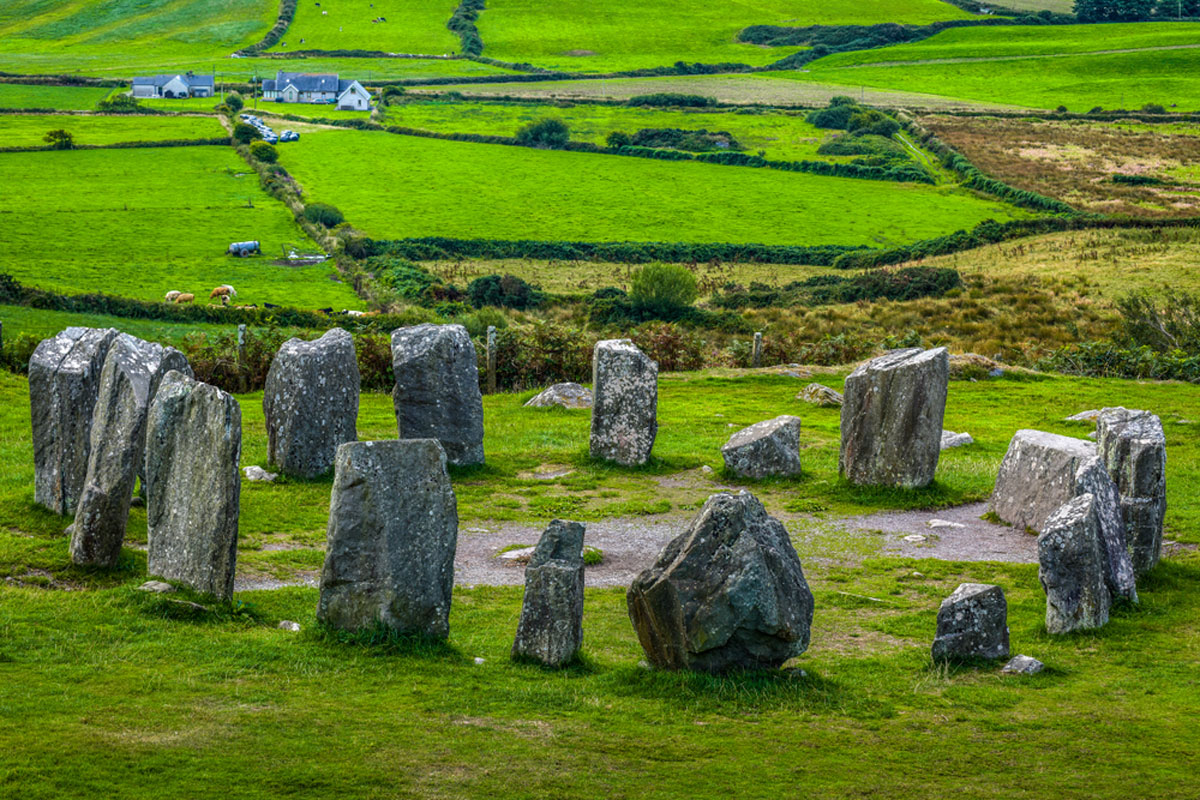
[131,72,214,99]
[261,71,371,110]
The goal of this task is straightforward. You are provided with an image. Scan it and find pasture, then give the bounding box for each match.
[0,146,361,309]
[278,128,1027,247]
[0,113,224,148]
[0,83,112,110]
[272,0,462,55]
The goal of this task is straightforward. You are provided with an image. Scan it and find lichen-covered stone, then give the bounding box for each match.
[940,430,974,449]
[70,334,190,567]
[590,339,658,466]
[29,326,120,514]
[796,383,843,408]
[524,382,593,409]
[839,348,948,488]
[627,491,814,674]
[1038,493,1111,634]
[145,372,241,601]
[318,439,458,639]
[1001,655,1044,675]
[931,583,1010,662]
[990,430,1097,532]
[264,328,360,478]
[512,519,586,666]
[390,324,484,467]
[1073,456,1138,603]
[1097,407,1167,574]
[721,415,803,479]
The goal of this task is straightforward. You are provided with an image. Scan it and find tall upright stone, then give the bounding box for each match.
[264,328,360,478]
[512,519,586,667]
[1074,456,1138,603]
[931,583,1010,662]
[1039,494,1111,634]
[70,335,191,567]
[28,326,120,514]
[839,347,948,488]
[627,492,814,674]
[390,324,484,467]
[145,372,242,601]
[1097,407,1167,574]
[318,440,459,639]
[589,339,658,466]
[990,430,1097,533]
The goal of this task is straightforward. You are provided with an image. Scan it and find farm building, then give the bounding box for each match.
[131,72,214,99]
[261,71,370,110]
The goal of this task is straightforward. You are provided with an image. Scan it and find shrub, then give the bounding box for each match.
[226,92,244,112]
[1141,103,1167,114]
[1112,173,1162,185]
[606,131,632,148]
[630,263,698,317]
[626,93,716,108]
[96,94,142,113]
[807,103,856,130]
[303,202,344,227]
[515,118,570,149]
[629,128,741,152]
[43,129,74,150]
[248,141,278,163]
[380,86,405,104]
[233,123,261,144]
[467,274,545,310]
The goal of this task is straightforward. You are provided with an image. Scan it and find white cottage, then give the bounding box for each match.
[261,71,370,110]
[131,72,214,99]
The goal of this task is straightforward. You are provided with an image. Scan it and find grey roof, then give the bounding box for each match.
[132,73,214,89]
[264,71,361,95]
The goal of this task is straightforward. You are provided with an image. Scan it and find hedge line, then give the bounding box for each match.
[0,137,230,154]
[710,266,961,308]
[236,0,297,56]
[742,15,1075,54]
[448,0,486,56]
[375,237,866,265]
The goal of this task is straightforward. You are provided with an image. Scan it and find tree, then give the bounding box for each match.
[606,131,632,148]
[96,94,141,113]
[43,129,74,150]
[1074,0,1155,21]
[233,123,261,144]
[379,86,405,105]
[629,263,698,319]
[249,141,278,163]
[225,92,244,112]
[515,118,570,149]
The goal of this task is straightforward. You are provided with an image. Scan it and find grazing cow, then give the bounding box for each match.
[264,302,281,309]
[165,290,182,302]
[174,293,195,304]
[210,285,237,300]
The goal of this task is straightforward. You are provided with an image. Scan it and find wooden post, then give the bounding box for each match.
[237,324,247,393]
[752,331,762,368]
[486,325,497,395]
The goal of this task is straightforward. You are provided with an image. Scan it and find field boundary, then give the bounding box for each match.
[235,0,298,57]
[0,137,231,154]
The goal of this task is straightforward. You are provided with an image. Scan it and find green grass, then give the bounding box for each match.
[0,303,246,344]
[0,113,224,147]
[278,128,1028,247]
[477,0,974,73]
[0,83,112,110]
[271,0,463,55]
[0,146,361,309]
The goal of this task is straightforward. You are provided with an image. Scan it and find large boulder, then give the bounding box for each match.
[589,339,658,466]
[390,324,484,467]
[525,382,593,409]
[145,372,242,601]
[627,491,814,674]
[1039,494,1111,634]
[70,335,191,567]
[839,347,948,488]
[1097,407,1167,574]
[931,583,1010,662]
[317,439,459,639]
[990,430,1097,532]
[29,326,120,514]
[511,519,586,666]
[263,328,360,478]
[721,415,803,479]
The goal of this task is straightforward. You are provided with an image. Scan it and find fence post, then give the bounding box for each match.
[752,331,762,368]
[486,325,497,394]
[237,324,247,393]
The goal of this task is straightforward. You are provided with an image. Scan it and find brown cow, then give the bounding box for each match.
[174,293,195,304]
[210,284,237,300]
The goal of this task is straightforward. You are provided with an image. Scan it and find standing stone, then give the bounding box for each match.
[1073,456,1138,603]
[390,324,484,467]
[145,372,241,601]
[839,347,948,488]
[318,439,458,639]
[931,583,1010,662]
[1097,407,1167,574]
[70,334,191,567]
[990,430,1097,532]
[28,326,119,514]
[263,328,360,478]
[627,491,814,674]
[512,519,586,666]
[589,339,658,466]
[1038,494,1111,634]
[721,415,803,479]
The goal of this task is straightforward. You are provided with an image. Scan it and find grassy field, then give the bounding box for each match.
[476,0,973,73]
[0,146,361,309]
[271,0,462,55]
[0,303,244,345]
[278,128,1027,247]
[0,113,225,148]
[0,83,113,110]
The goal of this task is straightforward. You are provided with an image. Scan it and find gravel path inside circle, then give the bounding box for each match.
[837,501,1038,564]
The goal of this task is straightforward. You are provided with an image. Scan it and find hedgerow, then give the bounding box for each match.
[709,267,961,309]
[0,137,229,154]
[447,0,486,56]
[236,0,297,56]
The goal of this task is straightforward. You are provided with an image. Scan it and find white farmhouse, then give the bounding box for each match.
[261,71,371,110]
[131,72,215,99]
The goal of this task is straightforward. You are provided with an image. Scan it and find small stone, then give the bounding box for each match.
[137,580,176,594]
[1065,410,1102,423]
[721,415,803,479]
[931,583,1010,662]
[590,339,658,466]
[524,382,593,409]
[1001,655,1044,675]
[499,546,535,563]
[928,519,965,529]
[701,465,713,474]
[940,431,974,450]
[474,657,486,665]
[512,520,586,667]
[796,383,843,408]
[243,465,278,482]
[278,620,301,632]
[903,534,927,543]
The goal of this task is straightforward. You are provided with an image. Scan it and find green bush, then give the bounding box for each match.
[626,94,716,108]
[303,202,345,228]
[606,131,632,148]
[225,92,244,112]
[515,118,570,149]
[43,129,74,150]
[710,267,961,309]
[467,274,545,310]
[233,123,261,144]
[248,141,278,163]
[629,128,742,153]
[96,94,143,114]
[630,263,699,316]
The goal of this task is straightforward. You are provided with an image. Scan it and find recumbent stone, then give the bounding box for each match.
[721,415,803,479]
[524,382,593,409]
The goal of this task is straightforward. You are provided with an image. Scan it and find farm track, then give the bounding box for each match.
[831,42,1200,70]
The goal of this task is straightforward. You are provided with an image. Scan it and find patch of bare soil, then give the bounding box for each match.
[840,502,1037,563]
[562,49,596,57]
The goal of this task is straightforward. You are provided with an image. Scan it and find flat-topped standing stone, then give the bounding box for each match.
[29,326,120,514]
[590,339,658,466]
[1097,407,1167,574]
[990,430,1097,532]
[839,347,948,488]
[627,491,814,674]
[318,439,459,639]
[70,335,191,567]
[264,328,360,478]
[931,583,1010,662]
[1039,493,1111,634]
[145,372,241,601]
[390,324,484,467]
[512,519,586,666]
[721,415,803,479]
